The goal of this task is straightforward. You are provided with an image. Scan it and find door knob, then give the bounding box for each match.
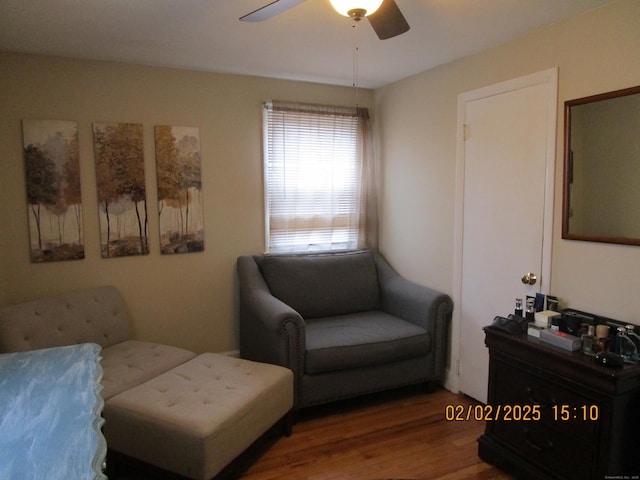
[521,273,537,285]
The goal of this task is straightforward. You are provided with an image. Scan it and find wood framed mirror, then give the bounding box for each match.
[562,85,640,245]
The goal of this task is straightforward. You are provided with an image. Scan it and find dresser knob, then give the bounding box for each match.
[524,427,554,452]
[526,387,556,407]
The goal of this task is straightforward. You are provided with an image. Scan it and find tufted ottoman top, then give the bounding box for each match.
[103,353,294,480]
[100,339,196,400]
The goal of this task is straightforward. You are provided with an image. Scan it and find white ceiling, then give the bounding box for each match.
[0,0,614,89]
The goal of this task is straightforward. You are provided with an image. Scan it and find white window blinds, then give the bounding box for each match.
[263,101,365,253]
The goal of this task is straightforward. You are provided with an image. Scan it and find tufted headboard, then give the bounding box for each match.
[0,286,131,353]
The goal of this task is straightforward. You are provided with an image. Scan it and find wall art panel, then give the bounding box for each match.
[93,122,148,258]
[22,119,84,262]
[154,125,204,254]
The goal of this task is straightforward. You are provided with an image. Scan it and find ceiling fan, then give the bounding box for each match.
[240,0,410,40]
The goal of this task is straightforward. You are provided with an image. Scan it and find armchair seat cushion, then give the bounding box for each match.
[305,311,430,374]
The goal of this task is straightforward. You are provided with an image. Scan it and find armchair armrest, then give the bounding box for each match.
[236,256,305,380]
[374,252,453,379]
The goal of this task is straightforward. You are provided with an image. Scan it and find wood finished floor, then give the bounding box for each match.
[115,386,515,480]
[239,386,513,480]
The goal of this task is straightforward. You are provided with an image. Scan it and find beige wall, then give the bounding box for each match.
[376,0,640,325]
[0,53,372,353]
[2,0,638,360]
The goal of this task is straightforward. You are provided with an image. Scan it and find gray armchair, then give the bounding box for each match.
[236,249,453,408]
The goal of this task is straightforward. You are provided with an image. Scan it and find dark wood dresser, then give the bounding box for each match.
[479,326,640,480]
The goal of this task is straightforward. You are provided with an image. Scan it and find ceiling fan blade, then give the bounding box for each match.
[240,0,308,22]
[367,0,410,40]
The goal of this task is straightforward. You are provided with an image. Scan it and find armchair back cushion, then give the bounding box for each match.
[258,250,380,319]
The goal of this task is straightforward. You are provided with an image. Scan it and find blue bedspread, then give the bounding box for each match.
[0,343,106,480]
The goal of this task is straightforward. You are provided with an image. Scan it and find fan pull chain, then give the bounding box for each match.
[352,18,360,113]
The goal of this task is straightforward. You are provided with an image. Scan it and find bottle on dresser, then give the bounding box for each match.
[595,324,610,354]
[624,325,640,361]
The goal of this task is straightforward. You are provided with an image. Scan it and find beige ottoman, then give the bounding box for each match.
[103,353,294,480]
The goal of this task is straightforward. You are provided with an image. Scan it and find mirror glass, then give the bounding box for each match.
[563,85,640,245]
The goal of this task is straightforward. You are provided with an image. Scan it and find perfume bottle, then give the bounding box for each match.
[514,298,523,317]
[582,325,596,356]
[625,325,640,348]
[616,326,638,362]
[525,297,535,322]
[624,325,640,361]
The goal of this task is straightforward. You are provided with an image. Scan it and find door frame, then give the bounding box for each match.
[448,68,558,393]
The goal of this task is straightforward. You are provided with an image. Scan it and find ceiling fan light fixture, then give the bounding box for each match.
[329,0,384,19]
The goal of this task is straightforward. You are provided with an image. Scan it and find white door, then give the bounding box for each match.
[454,69,557,403]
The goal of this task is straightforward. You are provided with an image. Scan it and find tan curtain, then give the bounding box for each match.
[357,107,378,250]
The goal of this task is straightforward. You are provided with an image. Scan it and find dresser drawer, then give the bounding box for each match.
[491,419,595,480]
[491,358,599,440]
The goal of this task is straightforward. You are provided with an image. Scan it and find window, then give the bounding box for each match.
[263,101,375,253]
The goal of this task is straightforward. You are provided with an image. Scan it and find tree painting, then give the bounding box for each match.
[93,122,149,258]
[22,119,84,262]
[155,126,204,254]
